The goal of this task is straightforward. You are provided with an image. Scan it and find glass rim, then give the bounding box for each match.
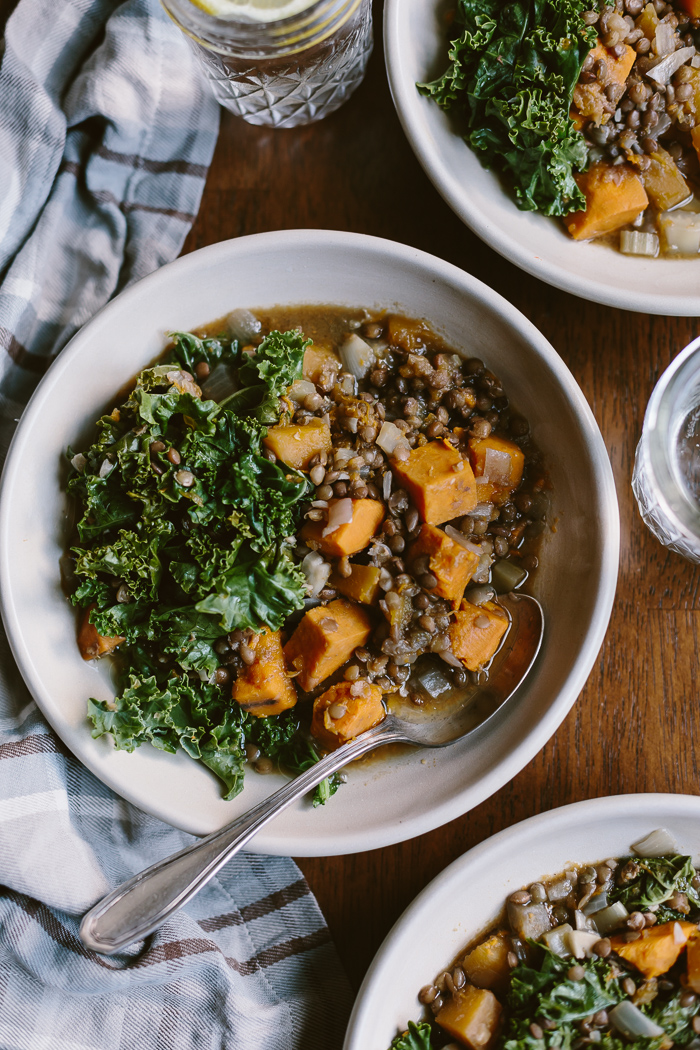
[643,334,700,544]
[161,0,362,50]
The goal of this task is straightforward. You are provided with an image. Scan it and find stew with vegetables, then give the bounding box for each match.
[390,830,700,1050]
[64,306,547,805]
[420,0,700,256]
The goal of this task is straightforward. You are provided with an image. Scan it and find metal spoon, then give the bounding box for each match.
[80,591,543,955]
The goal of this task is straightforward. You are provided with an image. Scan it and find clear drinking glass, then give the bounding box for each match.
[632,336,700,562]
[161,0,373,128]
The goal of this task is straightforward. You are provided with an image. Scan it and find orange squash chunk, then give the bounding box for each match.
[462,930,512,993]
[407,523,479,606]
[610,920,697,979]
[300,498,384,557]
[328,563,382,605]
[642,148,691,212]
[391,440,477,525]
[311,680,385,750]
[284,599,372,692]
[687,930,700,992]
[303,343,340,386]
[468,435,524,495]
[263,417,331,471]
[77,605,125,661]
[436,985,502,1050]
[232,628,297,717]
[564,164,648,241]
[573,42,635,125]
[386,315,432,352]
[450,600,510,672]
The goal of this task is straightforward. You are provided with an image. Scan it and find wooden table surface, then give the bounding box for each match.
[179,10,700,994]
[4,0,699,1007]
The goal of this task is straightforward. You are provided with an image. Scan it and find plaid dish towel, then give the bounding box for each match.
[0,1,353,1048]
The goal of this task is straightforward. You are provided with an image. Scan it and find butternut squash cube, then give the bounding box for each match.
[391,440,477,525]
[232,628,297,717]
[687,930,700,993]
[303,343,340,386]
[642,149,691,211]
[407,523,479,606]
[300,498,384,557]
[328,563,382,605]
[610,920,697,979]
[450,600,510,672]
[311,680,385,750]
[263,417,331,471]
[679,0,700,15]
[573,41,636,125]
[77,605,125,661]
[436,985,502,1050]
[691,125,700,167]
[387,316,432,352]
[284,599,372,692]
[564,164,648,241]
[468,436,525,500]
[462,930,512,993]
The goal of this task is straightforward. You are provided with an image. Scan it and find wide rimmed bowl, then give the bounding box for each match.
[384,0,700,315]
[0,230,618,852]
[345,792,700,1050]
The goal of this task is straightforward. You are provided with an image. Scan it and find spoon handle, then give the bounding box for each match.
[80,718,406,955]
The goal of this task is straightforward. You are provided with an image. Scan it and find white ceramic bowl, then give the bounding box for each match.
[384,0,700,315]
[345,793,700,1050]
[0,230,618,852]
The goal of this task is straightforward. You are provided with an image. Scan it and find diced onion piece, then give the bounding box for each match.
[201,363,236,402]
[289,379,317,402]
[659,209,700,256]
[647,45,695,84]
[71,453,87,473]
[547,878,573,902]
[334,447,355,465]
[674,921,688,944]
[483,447,512,485]
[693,54,700,68]
[444,524,482,554]
[574,909,598,933]
[227,308,262,343]
[471,551,494,584]
[566,930,601,959]
[339,334,375,379]
[620,230,659,258]
[301,551,331,596]
[632,827,680,857]
[594,901,629,935]
[376,420,409,455]
[655,21,675,55]
[609,1001,665,1039]
[541,923,573,957]
[322,497,353,536]
[414,663,453,697]
[382,471,392,500]
[99,458,113,478]
[583,891,609,916]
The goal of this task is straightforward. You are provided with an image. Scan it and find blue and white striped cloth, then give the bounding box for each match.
[0,1,352,1047]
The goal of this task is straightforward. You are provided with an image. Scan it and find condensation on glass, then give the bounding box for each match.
[632,336,700,563]
[161,0,373,128]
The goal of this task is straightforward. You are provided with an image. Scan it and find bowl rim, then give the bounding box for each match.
[344,791,700,1049]
[0,229,620,851]
[382,0,700,317]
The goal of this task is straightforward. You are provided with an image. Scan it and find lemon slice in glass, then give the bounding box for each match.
[191,0,316,20]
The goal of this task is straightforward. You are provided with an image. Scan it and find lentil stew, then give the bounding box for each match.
[65,306,547,805]
[390,832,700,1050]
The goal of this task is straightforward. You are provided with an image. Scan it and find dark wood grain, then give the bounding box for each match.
[182,9,700,992]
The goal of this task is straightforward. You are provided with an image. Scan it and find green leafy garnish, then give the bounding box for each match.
[418,0,598,216]
[389,1020,434,1050]
[68,328,338,802]
[609,855,700,923]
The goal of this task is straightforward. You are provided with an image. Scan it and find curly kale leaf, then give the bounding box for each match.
[168,330,239,373]
[88,675,247,800]
[608,855,700,922]
[389,1021,434,1050]
[418,0,597,216]
[222,329,308,423]
[646,987,700,1045]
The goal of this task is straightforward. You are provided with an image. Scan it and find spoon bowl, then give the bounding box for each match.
[79,592,543,955]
